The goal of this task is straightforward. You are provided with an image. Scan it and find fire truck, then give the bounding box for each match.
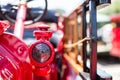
[0,0,112,80]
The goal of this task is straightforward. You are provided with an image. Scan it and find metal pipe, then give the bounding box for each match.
[82,6,88,72]
[89,0,97,80]
[14,0,27,39]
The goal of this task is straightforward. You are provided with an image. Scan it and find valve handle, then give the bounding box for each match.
[34,24,52,40]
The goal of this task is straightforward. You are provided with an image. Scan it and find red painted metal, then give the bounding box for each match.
[29,25,55,78]
[0,32,32,80]
[0,21,9,35]
[0,0,58,78]
[34,25,52,40]
[0,1,57,78]
[0,21,57,80]
[29,40,54,67]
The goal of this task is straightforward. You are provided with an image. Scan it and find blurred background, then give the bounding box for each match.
[48,0,120,80]
[93,0,120,80]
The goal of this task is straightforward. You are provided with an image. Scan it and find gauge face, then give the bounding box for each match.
[32,43,51,63]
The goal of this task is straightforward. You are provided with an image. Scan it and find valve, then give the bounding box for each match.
[34,24,52,40]
[29,24,54,77]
